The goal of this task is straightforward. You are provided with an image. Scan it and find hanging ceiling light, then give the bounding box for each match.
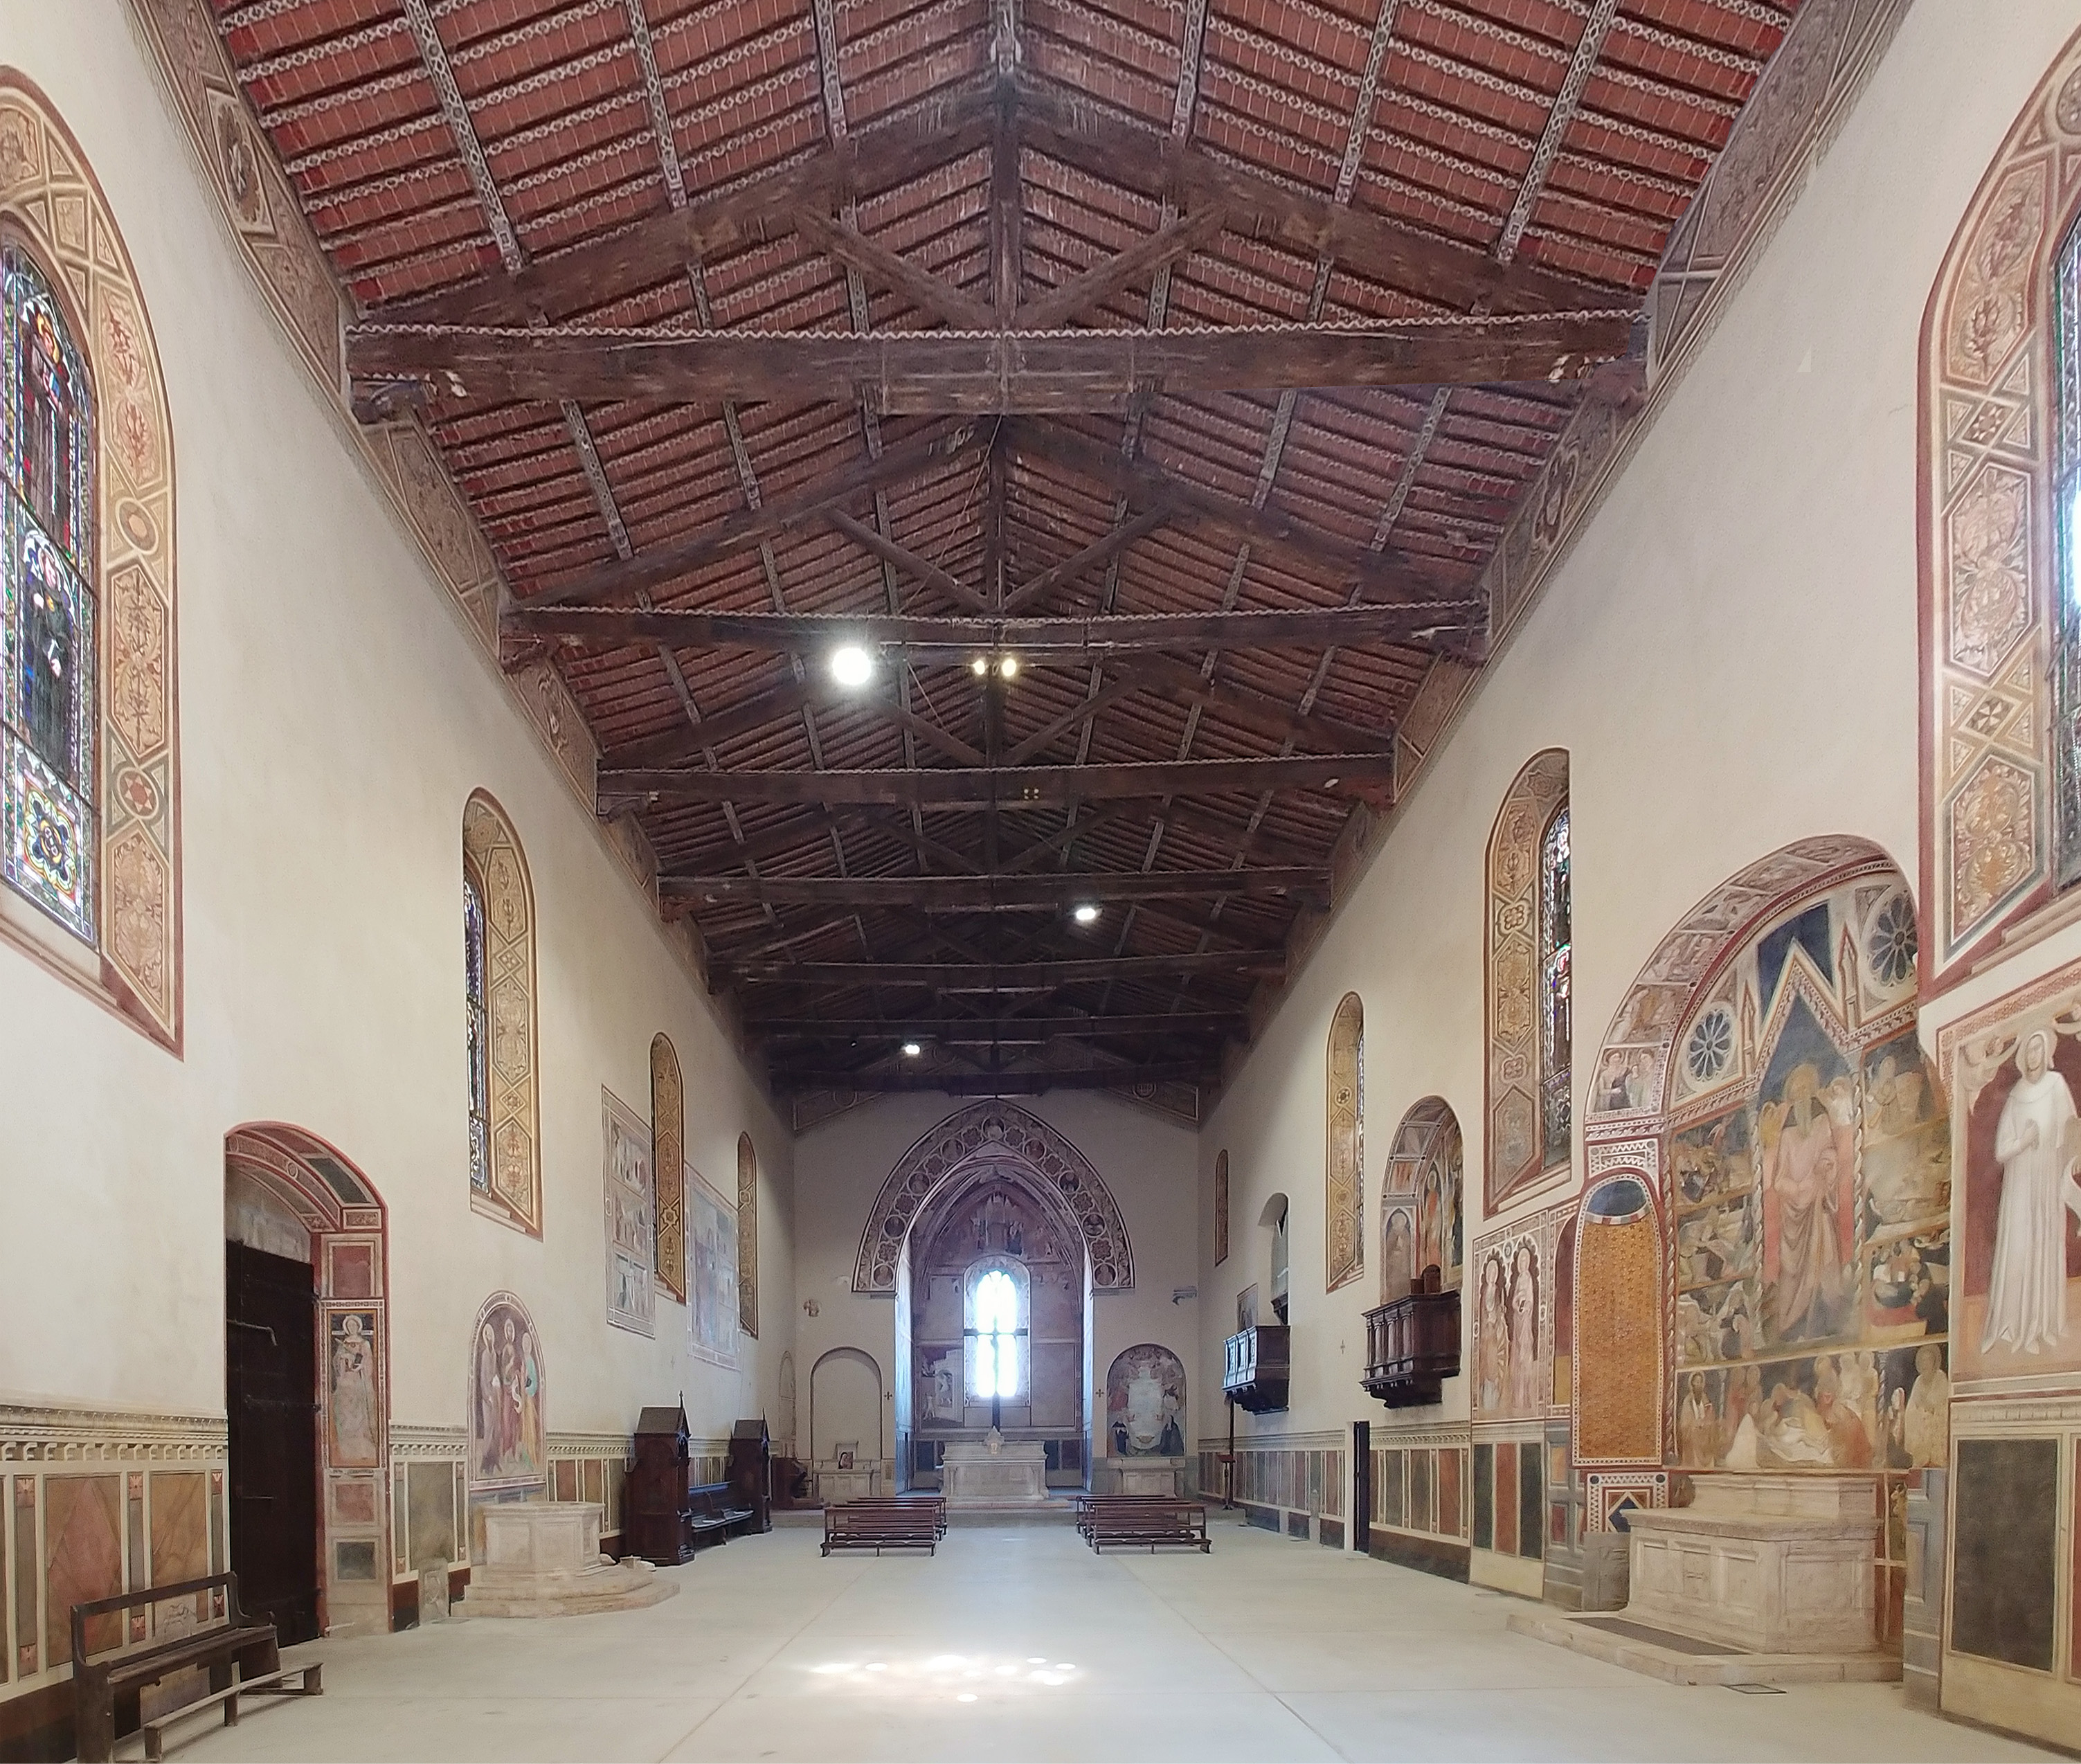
[1072,903,1100,925]
[830,645,874,687]
[901,1041,923,1058]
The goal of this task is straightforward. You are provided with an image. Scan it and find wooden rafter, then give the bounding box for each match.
[660,867,1328,907]
[599,751,1397,809]
[348,311,1634,415]
[753,1012,1243,1040]
[722,951,1280,984]
[510,602,1486,656]
[767,1062,1216,1095]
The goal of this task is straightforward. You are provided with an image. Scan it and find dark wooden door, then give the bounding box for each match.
[1352,1421,1370,1553]
[226,1241,321,1644]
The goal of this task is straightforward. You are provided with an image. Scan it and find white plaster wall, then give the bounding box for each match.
[793,1093,1200,1469]
[0,0,793,1446]
[1199,1,2081,1446]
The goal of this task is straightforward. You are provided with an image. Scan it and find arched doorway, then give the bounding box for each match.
[809,1348,883,1498]
[223,1126,389,1640]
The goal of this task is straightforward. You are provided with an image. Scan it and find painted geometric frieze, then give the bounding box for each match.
[0,73,179,1048]
[464,791,541,1236]
[1325,992,1364,1293]
[736,1131,759,1340]
[651,1035,685,1304]
[1920,26,2081,987]
[853,1101,1134,1294]
[1937,951,2081,1392]
[1485,750,1568,1209]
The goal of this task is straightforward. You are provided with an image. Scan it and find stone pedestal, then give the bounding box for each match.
[1623,1473,1879,1655]
[816,1466,880,1504]
[1102,1458,1183,1497]
[467,1502,676,1618]
[942,1436,1047,1504]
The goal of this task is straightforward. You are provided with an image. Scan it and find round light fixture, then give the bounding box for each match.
[1072,903,1101,925]
[998,654,1019,679]
[971,656,989,676]
[830,645,874,687]
[901,1040,923,1058]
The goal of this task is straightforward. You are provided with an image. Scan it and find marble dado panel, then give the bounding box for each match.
[0,1407,226,1703]
[387,1428,649,1578]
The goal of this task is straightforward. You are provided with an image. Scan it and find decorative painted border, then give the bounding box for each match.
[1326,992,1364,1292]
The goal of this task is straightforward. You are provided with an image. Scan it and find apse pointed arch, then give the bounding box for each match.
[852,1101,1133,1294]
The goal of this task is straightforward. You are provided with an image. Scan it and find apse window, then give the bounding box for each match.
[965,1263,1027,1401]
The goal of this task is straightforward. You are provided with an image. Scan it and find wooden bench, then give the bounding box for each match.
[1081,1497,1210,1554]
[820,1500,940,1556]
[687,1481,755,1548]
[71,1573,321,1764]
[843,1495,947,1538]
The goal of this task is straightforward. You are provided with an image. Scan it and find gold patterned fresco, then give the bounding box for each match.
[0,75,179,1047]
[1325,994,1364,1293]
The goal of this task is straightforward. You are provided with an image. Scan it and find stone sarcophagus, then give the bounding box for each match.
[1623,1473,1879,1655]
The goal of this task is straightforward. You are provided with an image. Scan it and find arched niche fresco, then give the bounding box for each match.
[1106,1345,1186,1458]
[1571,1173,1663,1467]
[1486,750,1570,1209]
[1583,838,1950,1493]
[852,1101,1133,1294]
[1380,1096,1463,1300]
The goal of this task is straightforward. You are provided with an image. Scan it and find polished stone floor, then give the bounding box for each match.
[173,1515,2051,1763]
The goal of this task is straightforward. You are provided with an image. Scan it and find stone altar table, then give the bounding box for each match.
[942,1432,1047,1504]
[467,1502,676,1618]
[1622,1473,1881,1655]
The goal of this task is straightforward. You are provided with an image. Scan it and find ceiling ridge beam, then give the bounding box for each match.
[601,751,1397,809]
[663,867,1328,906]
[723,951,1280,984]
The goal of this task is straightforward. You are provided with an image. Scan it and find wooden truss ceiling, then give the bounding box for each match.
[215,0,1794,1103]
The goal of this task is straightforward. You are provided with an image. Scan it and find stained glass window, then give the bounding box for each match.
[1539,805,1572,1168]
[464,863,491,1194]
[2054,215,2081,885]
[965,1264,1026,1401]
[1,241,96,942]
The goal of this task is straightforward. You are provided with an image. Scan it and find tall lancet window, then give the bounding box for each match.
[2055,215,2081,884]
[1,242,96,942]
[1539,805,1572,1169]
[965,1263,1028,1402]
[463,862,491,1194]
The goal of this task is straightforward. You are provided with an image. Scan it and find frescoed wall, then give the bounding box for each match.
[1106,1345,1186,1459]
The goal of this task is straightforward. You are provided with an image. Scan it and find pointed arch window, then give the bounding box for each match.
[964,1261,1029,1402]
[463,862,491,1193]
[2,240,96,944]
[1539,805,1572,1168]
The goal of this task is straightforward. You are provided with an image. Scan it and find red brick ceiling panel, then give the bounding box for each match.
[211,0,1799,1079]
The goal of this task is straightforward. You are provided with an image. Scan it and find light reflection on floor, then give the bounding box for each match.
[805,1654,1081,1701]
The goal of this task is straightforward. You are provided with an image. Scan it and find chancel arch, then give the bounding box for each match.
[222,1125,388,1641]
[850,1100,1133,1295]
[1580,837,1947,1639]
[1326,992,1364,1292]
[1380,1097,1463,1301]
[0,73,179,1047]
[462,790,540,1236]
[1486,750,1571,1212]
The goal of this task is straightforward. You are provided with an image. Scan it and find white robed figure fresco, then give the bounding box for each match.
[1983,1028,2081,1356]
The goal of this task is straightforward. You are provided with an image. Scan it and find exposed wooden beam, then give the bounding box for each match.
[1019,206,1227,330]
[768,1061,1214,1095]
[793,208,998,330]
[999,506,1171,615]
[373,93,997,329]
[512,602,1485,657]
[752,1011,1244,1040]
[348,312,1634,414]
[1005,420,1450,611]
[516,419,984,609]
[1003,669,1146,766]
[820,507,991,613]
[991,81,1022,329]
[723,951,1281,984]
[662,867,1327,907]
[602,751,1396,808]
[1015,80,1621,316]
